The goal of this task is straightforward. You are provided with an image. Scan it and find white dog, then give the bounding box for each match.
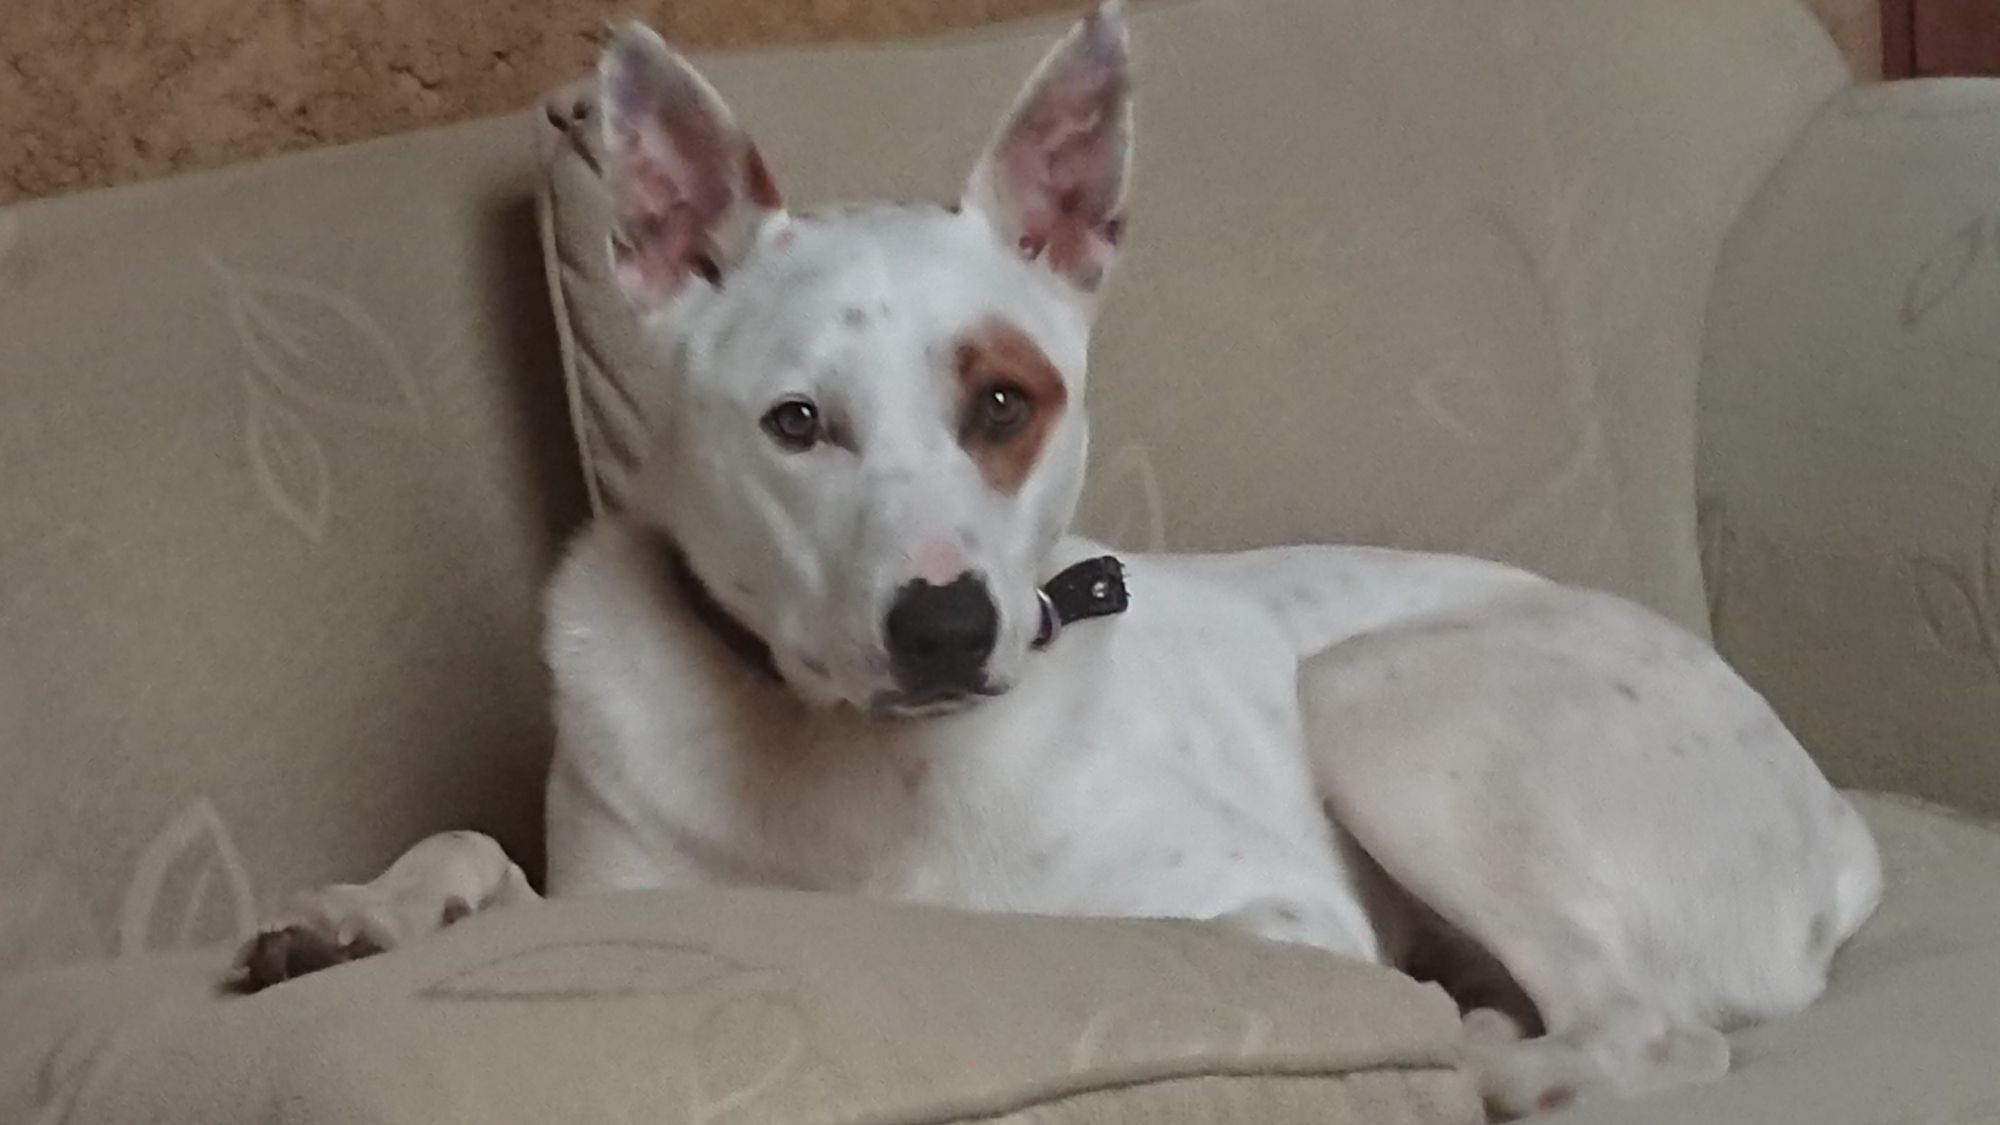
[235,6,1884,1117]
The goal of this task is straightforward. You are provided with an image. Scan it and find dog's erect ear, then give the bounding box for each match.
[963,2,1132,294]
[598,23,784,309]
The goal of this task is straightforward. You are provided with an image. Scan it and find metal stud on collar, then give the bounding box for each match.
[1033,588,1061,649]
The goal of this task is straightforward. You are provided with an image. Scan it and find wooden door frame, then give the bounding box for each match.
[1882,0,1916,77]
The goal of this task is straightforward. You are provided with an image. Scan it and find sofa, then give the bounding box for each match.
[5,0,2000,1120]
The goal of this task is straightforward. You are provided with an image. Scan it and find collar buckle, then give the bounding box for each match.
[1032,555,1129,650]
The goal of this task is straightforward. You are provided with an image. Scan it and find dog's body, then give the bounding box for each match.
[237,7,1884,1117]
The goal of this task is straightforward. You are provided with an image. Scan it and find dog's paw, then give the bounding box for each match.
[232,921,385,993]
[227,831,535,993]
[229,884,472,993]
[1462,1006,1526,1048]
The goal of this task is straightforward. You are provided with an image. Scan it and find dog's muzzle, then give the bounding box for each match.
[884,574,1001,700]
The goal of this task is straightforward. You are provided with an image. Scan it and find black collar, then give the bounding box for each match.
[1030,555,1129,647]
[665,546,786,682]
[663,540,1129,685]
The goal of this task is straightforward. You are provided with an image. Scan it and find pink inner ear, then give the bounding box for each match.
[995,34,1127,289]
[605,61,780,303]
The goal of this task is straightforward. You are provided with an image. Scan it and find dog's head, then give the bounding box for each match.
[598,5,1132,715]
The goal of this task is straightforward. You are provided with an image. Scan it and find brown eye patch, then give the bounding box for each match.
[953,317,1068,495]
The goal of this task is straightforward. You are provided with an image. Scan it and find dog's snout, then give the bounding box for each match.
[885,574,1000,693]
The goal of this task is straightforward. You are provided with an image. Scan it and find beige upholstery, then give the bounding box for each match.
[1702,81,2000,816]
[5,796,1998,1125]
[5,0,2000,1122]
[0,115,586,979]
[0,891,1476,1125]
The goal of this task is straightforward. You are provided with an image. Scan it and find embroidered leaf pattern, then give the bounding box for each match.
[1983,482,2000,639]
[1912,557,1988,657]
[1081,444,1167,552]
[209,254,427,433]
[420,940,760,1002]
[1902,216,1986,330]
[690,990,807,1124]
[1696,492,1733,627]
[119,798,258,957]
[1071,998,1271,1070]
[245,385,331,542]
[1884,1096,2000,1125]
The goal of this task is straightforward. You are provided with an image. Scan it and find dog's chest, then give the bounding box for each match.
[599,560,1359,928]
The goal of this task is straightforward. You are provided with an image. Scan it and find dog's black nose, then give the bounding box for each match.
[885,575,1000,694]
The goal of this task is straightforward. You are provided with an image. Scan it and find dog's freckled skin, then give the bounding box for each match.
[246,8,1884,1118]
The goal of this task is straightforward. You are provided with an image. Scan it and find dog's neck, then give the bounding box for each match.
[660,540,785,683]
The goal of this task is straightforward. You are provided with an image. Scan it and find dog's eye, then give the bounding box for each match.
[967,384,1034,442]
[761,399,822,451]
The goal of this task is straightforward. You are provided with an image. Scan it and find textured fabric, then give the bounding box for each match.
[0,891,1479,1125]
[1550,794,2000,1124]
[1701,79,2000,816]
[8,796,2000,1125]
[0,115,589,978]
[537,0,1846,638]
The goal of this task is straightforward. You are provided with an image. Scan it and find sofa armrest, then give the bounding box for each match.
[1699,79,2000,815]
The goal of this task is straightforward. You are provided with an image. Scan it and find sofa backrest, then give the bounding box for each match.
[0,117,587,975]
[1700,81,2000,815]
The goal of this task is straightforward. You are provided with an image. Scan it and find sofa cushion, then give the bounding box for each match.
[7,794,1995,1125]
[0,114,587,978]
[0,892,1478,1125]
[535,0,1844,638]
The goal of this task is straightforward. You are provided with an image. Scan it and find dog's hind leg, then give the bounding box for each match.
[230,830,538,992]
[1456,951,1732,1118]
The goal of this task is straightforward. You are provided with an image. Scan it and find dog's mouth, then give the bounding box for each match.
[870,682,1008,718]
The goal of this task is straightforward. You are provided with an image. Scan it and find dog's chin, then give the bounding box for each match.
[869,683,1009,720]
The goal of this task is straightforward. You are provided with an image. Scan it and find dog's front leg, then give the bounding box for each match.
[231,830,538,992]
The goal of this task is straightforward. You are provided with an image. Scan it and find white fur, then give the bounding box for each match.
[240,7,1882,1118]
